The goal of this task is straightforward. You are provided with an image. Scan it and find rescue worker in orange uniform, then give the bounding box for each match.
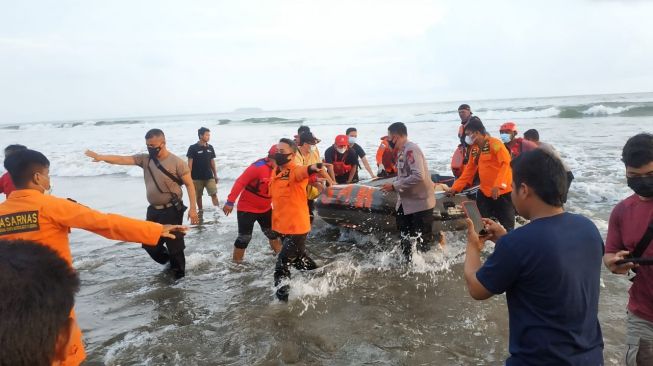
[0,149,186,366]
[270,138,330,301]
[446,119,515,231]
[376,136,398,177]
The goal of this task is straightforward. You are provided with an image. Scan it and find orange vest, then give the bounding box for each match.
[451,136,512,197]
[270,162,311,235]
[376,137,398,174]
[0,189,163,366]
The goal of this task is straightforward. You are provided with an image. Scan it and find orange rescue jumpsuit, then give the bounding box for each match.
[0,189,163,366]
[451,136,512,197]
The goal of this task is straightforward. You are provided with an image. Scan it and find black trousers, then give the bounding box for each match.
[273,234,317,285]
[395,205,435,261]
[476,191,515,231]
[144,205,186,277]
[307,200,315,223]
[234,210,279,249]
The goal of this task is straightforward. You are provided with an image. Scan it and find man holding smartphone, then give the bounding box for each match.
[463,149,604,365]
[603,133,653,365]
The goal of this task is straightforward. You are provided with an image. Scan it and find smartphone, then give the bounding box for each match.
[462,201,487,235]
[615,257,653,266]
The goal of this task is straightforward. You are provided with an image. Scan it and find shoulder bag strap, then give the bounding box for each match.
[631,222,653,258]
[151,157,184,186]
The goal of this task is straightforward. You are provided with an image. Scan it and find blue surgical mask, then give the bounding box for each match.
[464,135,474,145]
[500,133,512,143]
[348,136,357,145]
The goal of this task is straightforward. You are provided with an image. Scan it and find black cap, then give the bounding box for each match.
[299,132,319,145]
[297,126,311,135]
[458,104,471,111]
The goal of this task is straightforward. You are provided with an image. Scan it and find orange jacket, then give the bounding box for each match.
[451,136,512,197]
[376,137,398,173]
[0,189,163,366]
[270,162,311,235]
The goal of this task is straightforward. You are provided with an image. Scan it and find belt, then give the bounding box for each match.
[151,203,174,210]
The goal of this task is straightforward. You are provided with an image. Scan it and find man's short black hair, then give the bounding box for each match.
[297,126,311,135]
[512,149,568,207]
[387,122,407,136]
[622,133,653,168]
[144,129,165,139]
[4,149,50,188]
[279,138,298,153]
[465,118,486,135]
[346,127,357,135]
[4,144,27,157]
[0,240,80,366]
[523,129,539,141]
[198,127,210,138]
[458,104,471,111]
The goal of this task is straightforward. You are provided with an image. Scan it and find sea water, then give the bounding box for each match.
[1,92,652,365]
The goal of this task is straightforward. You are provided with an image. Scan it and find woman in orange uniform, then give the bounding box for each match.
[0,149,185,366]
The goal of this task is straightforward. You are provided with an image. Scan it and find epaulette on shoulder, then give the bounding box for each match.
[66,198,90,208]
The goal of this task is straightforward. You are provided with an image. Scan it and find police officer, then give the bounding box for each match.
[0,149,186,366]
[85,128,199,279]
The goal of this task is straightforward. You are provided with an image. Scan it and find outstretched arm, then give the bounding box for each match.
[361,156,377,178]
[85,150,136,166]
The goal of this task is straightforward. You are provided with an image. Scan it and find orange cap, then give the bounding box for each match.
[500,121,517,133]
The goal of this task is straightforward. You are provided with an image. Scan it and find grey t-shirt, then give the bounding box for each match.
[133,153,190,205]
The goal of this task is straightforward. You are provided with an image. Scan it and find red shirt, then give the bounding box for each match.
[605,194,653,323]
[508,138,537,158]
[226,158,274,214]
[0,172,15,198]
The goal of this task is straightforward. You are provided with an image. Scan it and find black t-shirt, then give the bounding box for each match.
[324,146,359,184]
[186,143,216,180]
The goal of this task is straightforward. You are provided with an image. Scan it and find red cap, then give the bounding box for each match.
[268,144,278,157]
[500,121,517,133]
[335,135,349,147]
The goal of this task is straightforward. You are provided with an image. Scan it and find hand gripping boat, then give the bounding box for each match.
[315,174,479,233]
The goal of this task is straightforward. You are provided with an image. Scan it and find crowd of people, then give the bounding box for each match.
[0,104,651,365]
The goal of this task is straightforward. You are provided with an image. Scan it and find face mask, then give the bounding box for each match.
[336,147,347,154]
[37,174,53,195]
[627,176,653,198]
[500,133,512,143]
[348,136,357,145]
[147,146,161,159]
[387,138,396,149]
[274,153,291,166]
[310,145,318,152]
[464,135,474,145]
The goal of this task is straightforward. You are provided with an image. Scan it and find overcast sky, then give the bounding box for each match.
[1,0,652,123]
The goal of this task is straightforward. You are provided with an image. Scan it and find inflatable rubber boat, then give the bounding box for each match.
[316,174,478,233]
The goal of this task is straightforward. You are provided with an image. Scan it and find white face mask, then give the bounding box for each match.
[336,147,347,154]
[500,133,512,143]
[310,144,318,152]
[464,135,474,145]
[37,174,53,195]
[348,136,357,145]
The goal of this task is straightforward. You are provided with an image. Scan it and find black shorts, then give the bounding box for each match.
[237,210,278,239]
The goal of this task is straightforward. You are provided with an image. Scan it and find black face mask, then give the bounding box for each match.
[148,146,161,159]
[387,138,396,149]
[627,176,653,198]
[274,153,291,166]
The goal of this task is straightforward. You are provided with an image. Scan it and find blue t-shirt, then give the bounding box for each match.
[476,212,604,366]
